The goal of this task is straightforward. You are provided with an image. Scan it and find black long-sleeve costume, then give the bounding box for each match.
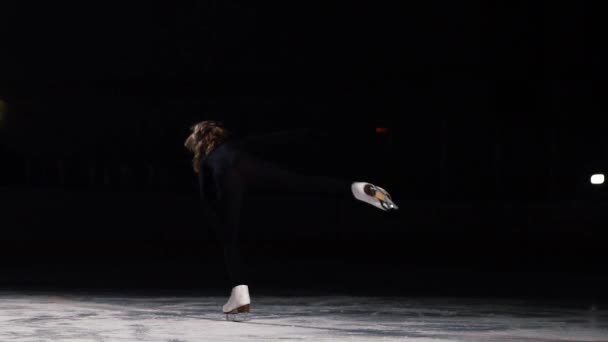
[198,129,350,286]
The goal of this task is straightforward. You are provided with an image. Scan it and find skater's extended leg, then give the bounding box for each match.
[236,155,399,211]
[236,155,351,196]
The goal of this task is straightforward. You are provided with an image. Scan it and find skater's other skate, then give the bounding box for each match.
[222,285,251,322]
[351,182,399,211]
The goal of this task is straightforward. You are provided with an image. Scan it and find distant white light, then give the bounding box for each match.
[591,174,605,185]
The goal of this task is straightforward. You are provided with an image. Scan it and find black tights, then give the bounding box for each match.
[210,155,351,287]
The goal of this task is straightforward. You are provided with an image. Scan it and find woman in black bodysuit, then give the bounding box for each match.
[184,120,398,321]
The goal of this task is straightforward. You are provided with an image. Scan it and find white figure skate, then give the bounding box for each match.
[351,182,399,211]
[222,285,251,322]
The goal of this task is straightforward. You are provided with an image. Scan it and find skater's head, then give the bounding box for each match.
[184,120,230,173]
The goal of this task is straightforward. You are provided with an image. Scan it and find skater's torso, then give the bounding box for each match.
[197,128,313,202]
[203,140,241,177]
[198,138,246,201]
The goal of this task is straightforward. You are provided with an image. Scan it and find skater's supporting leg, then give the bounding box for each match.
[214,169,252,318]
[215,169,247,288]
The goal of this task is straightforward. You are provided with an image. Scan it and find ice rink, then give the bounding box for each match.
[1,291,606,341]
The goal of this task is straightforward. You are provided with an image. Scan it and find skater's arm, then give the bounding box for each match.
[198,165,205,201]
[200,199,220,229]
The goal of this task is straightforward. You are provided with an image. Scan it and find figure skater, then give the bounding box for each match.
[184,120,398,321]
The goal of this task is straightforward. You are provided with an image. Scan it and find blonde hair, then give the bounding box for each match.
[184,120,230,173]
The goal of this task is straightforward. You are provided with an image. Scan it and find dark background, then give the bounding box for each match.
[0,2,606,299]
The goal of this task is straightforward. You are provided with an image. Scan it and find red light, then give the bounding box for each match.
[375,127,388,134]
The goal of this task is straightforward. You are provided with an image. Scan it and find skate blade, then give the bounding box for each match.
[225,312,252,322]
[379,200,398,211]
[374,187,399,211]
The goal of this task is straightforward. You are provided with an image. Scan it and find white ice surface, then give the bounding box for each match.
[0,292,607,341]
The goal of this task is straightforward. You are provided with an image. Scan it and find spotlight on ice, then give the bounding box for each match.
[591,174,605,185]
